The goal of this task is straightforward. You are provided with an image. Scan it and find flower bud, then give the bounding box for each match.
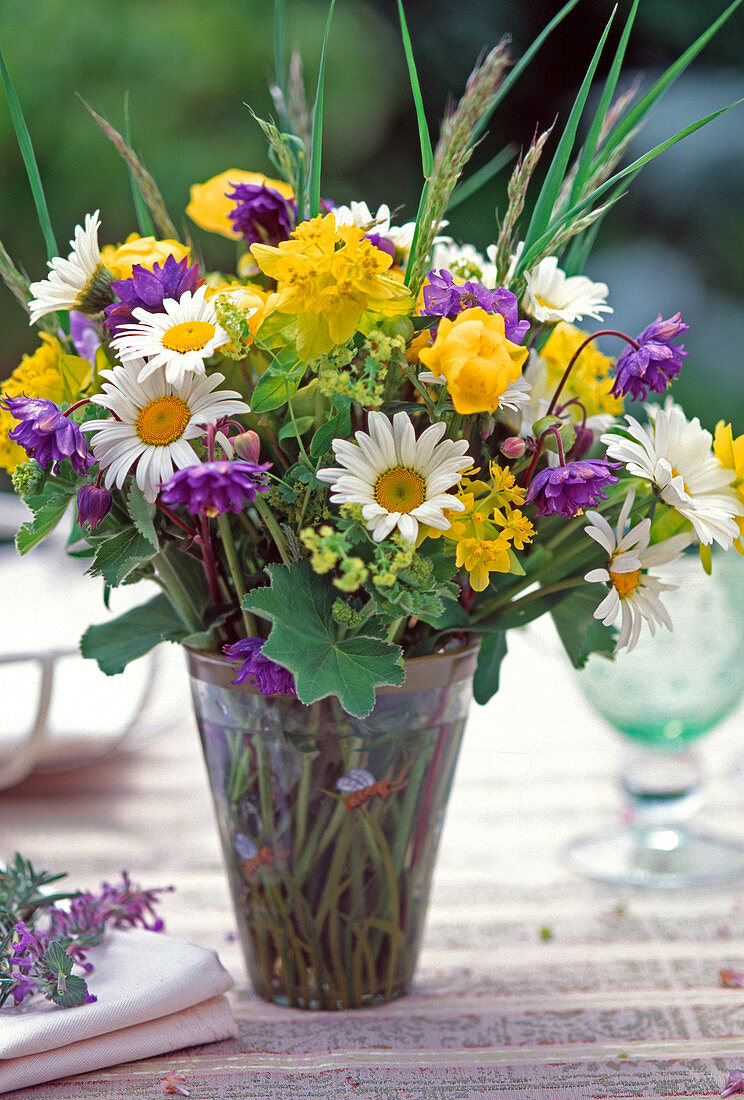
[500,436,526,459]
[480,415,496,441]
[77,484,112,531]
[233,430,261,464]
[533,415,576,454]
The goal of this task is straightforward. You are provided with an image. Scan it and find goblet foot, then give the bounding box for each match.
[565,826,744,888]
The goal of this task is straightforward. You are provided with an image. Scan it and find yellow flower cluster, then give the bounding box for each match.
[540,322,622,419]
[0,335,91,473]
[418,308,528,415]
[427,464,534,591]
[251,214,412,362]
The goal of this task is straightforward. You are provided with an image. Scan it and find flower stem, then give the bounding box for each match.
[546,329,639,417]
[153,551,201,632]
[254,495,292,566]
[217,513,257,636]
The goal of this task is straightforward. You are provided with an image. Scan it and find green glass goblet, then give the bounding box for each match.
[566,546,744,887]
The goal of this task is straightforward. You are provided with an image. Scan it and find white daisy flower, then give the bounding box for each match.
[28,211,112,324]
[111,286,240,386]
[430,239,497,287]
[583,489,693,652]
[522,256,611,324]
[332,201,392,233]
[83,361,250,503]
[316,410,471,544]
[602,398,744,548]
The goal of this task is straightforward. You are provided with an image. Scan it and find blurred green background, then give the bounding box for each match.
[1,0,743,430]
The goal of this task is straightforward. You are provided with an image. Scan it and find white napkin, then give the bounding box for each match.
[0,928,237,1094]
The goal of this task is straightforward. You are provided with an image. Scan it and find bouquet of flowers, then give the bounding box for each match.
[1,1,742,718]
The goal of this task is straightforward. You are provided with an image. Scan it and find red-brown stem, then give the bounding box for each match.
[63,397,91,417]
[198,514,222,605]
[545,329,639,417]
[520,424,566,489]
[157,501,196,536]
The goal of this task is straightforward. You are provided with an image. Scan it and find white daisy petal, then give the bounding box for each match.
[28,211,108,323]
[522,256,611,324]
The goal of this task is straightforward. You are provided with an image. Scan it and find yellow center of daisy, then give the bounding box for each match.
[374,467,426,513]
[161,320,216,353]
[136,395,191,446]
[610,568,641,599]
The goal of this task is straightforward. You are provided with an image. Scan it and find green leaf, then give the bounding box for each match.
[551,585,616,669]
[570,0,639,206]
[278,415,314,441]
[481,588,570,632]
[80,593,188,675]
[243,559,404,717]
[423,596,469,631]
[87,528,158,587]
[16,484,75,555]
[601,0,744,161]
[310,405,351,459]
[250,370,301,414]
[273,0,288,124]
[523,9,615,249]
[0,47,58,260]
[123,92,155,237]
[126,482,158,550]
[396,0,433,177]
[42,941,91,1008]
[307,0,336,218]
[473,631,507,706]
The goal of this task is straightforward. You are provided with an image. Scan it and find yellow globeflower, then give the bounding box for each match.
[0,334,91,473]
[100,235,190,280]
[714,421,744,552]
[251,214,411,362]
[418,308,528,415]
[540,322,622,419]
[187,170,294,239]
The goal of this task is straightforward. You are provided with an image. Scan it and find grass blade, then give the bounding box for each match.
[123,93,155,238]
[517,98,744,276]
[602,0,744,159]
[0,46,58,259]
[308,0,336,219]
[570,0,639,205]
[273,0,289,132]
[447,143,516,211]
[472,0,583,143]
[523,8,616,249]
[396,0,433,177]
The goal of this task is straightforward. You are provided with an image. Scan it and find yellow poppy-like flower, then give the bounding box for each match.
[713,421,744,552]
[540,322,622,419]
[418,308,528,415]
[186,170,294,240]
[456,534,512,591]
[100,235,190,280]
[251,214,412,362]
[0,334,91,472]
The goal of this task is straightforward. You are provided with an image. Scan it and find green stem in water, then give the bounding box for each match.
[217,513,257,636]
[153,551,201,632]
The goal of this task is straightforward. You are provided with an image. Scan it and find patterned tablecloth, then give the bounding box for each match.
[2,543,744,1099]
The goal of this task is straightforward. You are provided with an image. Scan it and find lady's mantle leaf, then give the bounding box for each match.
[243,560,404,717]
[81,593,189,675]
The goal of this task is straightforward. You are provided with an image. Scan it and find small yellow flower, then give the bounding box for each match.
[456,534,512,591]
[100,235,190,280]
[493,507,534,550]
[540,322,622,419]
[714,421,744,552]
[187,170,294,240]
[418,308,528,415]
[251,214,411,362]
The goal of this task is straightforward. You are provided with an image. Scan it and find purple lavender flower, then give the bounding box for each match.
[422,269,530,343]
[77,484,112,530]
[0,396,95,474]
[227,182,295,247]
[223,637,296,696]
[525,459,621,517]
[159,460,271,516]
[610,313,688,400]
[103,255,203,336]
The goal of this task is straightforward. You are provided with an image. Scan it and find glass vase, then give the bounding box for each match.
[186,643,478,1009]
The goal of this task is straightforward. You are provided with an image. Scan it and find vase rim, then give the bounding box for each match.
[184,640,480,697]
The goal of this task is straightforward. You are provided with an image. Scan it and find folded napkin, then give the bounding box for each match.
[0,928,237,1094]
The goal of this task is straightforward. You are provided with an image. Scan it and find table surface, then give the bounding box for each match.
[3,538,744,1099]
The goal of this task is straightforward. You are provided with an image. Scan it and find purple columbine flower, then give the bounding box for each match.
[159,460,271,517]
[610,313,688,400]
[525,459,621,518]
[77,484,112,531]
[70,311,102,364]
[422,269,530,343]
[365,232,396,260]
[227,182,296,248]
[223,637,296,697]
[103,255,203,336]
[0,396,95,475]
